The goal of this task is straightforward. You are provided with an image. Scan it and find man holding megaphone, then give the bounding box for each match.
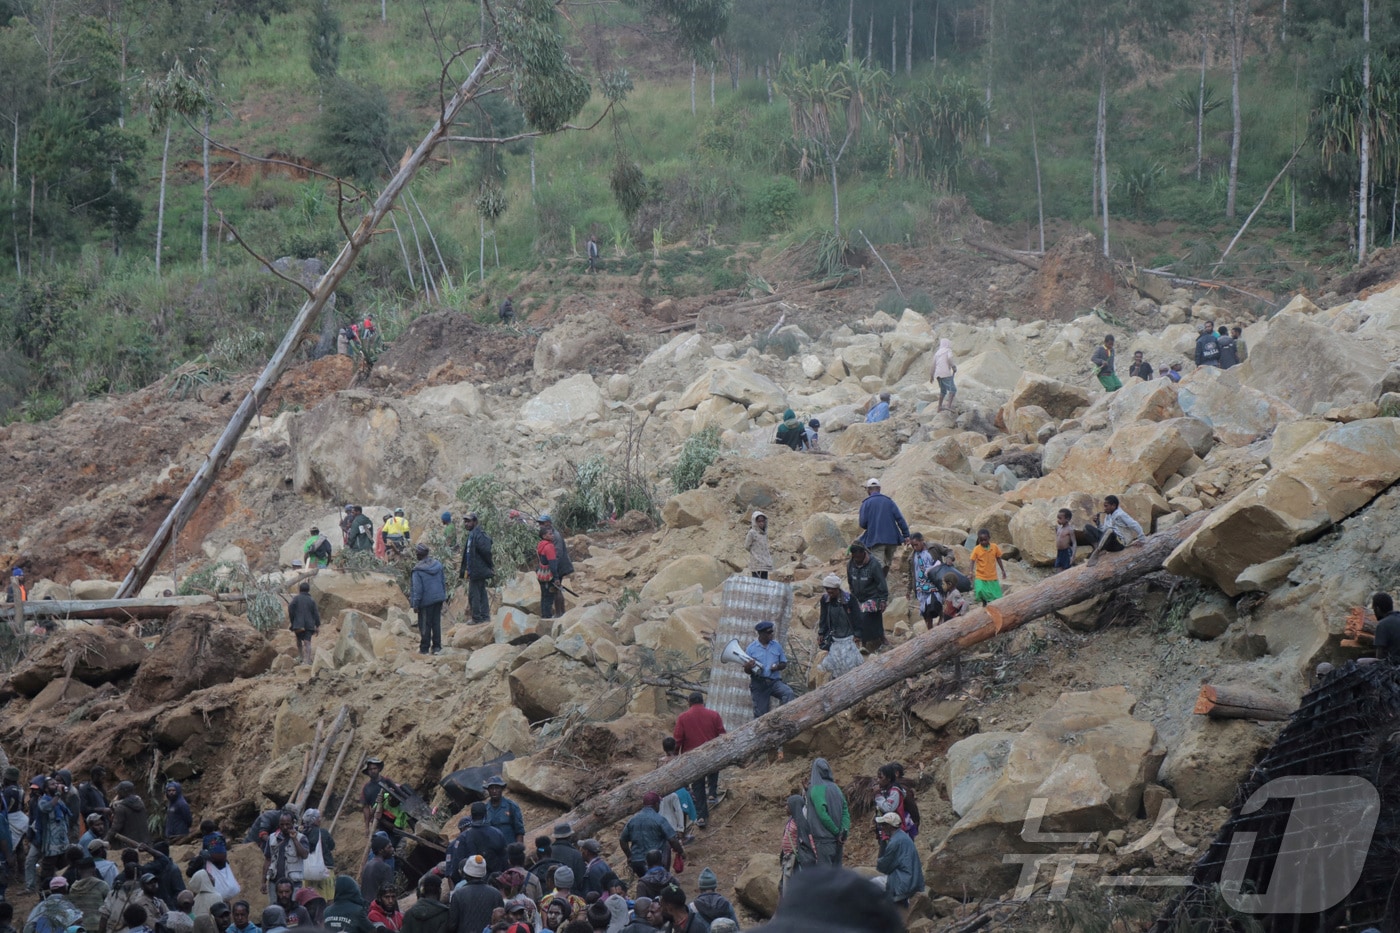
[743,621,795,718]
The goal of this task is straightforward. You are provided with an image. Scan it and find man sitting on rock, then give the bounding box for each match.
[1086,495,1145,564]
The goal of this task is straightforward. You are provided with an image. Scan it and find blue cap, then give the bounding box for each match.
[11,568,21,576]
[441,511,452,522]
[755,621,775,633]
[538,513,552,523]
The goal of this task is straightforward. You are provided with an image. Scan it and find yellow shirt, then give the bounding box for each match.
[384,517,410,537]
[970,543,1002,581]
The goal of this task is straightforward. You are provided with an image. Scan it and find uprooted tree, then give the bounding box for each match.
[536,513,1207,839]
[115,0,732,600]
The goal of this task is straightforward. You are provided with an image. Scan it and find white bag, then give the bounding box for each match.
[302,836,329,882]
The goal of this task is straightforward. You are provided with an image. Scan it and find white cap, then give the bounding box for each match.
[822,574,843,589]
[876,812,902,827]
[864,478,881,488]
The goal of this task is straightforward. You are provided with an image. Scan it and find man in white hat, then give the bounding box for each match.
[874,812,924,908]
[857,479,910,574]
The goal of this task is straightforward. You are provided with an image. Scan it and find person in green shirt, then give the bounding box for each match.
[805,758,850,867]
[302,528,332,568]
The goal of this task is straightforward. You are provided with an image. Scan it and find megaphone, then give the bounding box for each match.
[720,638,756,667]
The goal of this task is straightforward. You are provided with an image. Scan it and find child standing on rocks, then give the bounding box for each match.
[746,512,773,580]
[970,528,1007,606]
[1054,510,1076,572]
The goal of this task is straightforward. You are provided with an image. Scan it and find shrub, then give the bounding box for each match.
[556,454,658,531]
[875,289,935,316]
[670,427,721,493]
[750,177,800,233]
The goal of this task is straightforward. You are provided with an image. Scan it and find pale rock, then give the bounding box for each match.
[70,580,120,600]
[1007,404,1052,437]
[1166,419,1400,595]
[1107,378,1183,424]
[830,420,899,459]
[1041,430,1084,473]
[500,572,543,614]
[503,754,592,807]
[878,444,1006,532]
[1160,717,1279,809]
[634,606,717,667]
[554,616,619,663]
[862,310,900,332]
[839,343,886,381]
[1326,401,1381,422]
[1236,312,1387,412]
[412,382,487,418]
[450,622,496,650]
[332,611,377,668]
[1056,594,1108,632]
[478,706,533,760]
[1234,554,1301,593]
[662,489,722,529]
[510,636,556,671]
[463,643,516,681]
[1268,421,1329,466]
[800,355,825,379]
[967,503,1018,549]
[507,655,605,722]
[310,571,409,617]
[605,373,633,401]
[27,580,70,601]
[1008,494,1097,567]
[1008,373,1092,419]
[1168,496,1205,515]
[679,366,788,414]
[926,436,969,473]
[1176,367,1301,447]
[692,397,751,434]
[802,513,862,561]
[956,350,1023,394]
[928,687,1163,898]
[944,732,1016,817]
[520,373,607,425]
[896,308,934,339]
[137,575,177,598]
[858,375,885,394]
[643,332,710,370]
[493,606,544,645]
[735,854,783,918]
[909,697,967,731]
[1186,601,1232,639]
[1009,419,1195,503]
[533,310,628,375]
[1277,294,1320,316]
[640,555,731,600]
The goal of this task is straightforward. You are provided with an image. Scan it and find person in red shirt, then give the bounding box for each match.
[673,692,726,828]
[536,530,559,620]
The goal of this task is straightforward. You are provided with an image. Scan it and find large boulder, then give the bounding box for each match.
[735,854,783,918]
[956,350,1023,394]
[1237,312,1388,413]
[1010,419,1197,503]
[634,606,718,666]
[309,572,409,617]
[1008,494,1097,567]
[1159,717,1279,809]
[678,366,787,415]
[130,609,277,708]
[332,611,377,668]
[1007,373,1092,419]
[8,625,149,696]
[1107,378,1183,424]
[639,556,731,600]
[532,310,629,375]
[801,512,863,561]
[500,572,543,614]
[878,443,1005,531]
[661,489,724,529]
[493,606,544,645]
[410,382,488,418]
[944,732,1016,817]
[830,421,899,459]
[838,343,885,380]
[70,580,121,600]
[519,373,607,426]
[1176,368,1300,447]
[502,753,593,806]
[290,392,435,502]
[927,686,1162,899]
[508,655,607,722]
[1166,419,1400,595]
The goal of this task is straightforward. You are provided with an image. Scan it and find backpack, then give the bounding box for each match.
[1199,334,1220,360]
[313,537,332,560]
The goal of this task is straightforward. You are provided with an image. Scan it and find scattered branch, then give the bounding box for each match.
[215,212,316,299]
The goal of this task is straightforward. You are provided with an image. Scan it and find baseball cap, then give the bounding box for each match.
[875,812,902,827]
[484,775,506,788]
[755,620,775,633]
[864,478,881,488]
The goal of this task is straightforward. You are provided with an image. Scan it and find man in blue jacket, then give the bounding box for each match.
[410,544,446,655]
[857,479,910,573]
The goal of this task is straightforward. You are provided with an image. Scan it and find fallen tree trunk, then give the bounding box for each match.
[0,596,217,621]
[1193,684,1293,721]
[965,238,1042,271]
[538,513,1207,838]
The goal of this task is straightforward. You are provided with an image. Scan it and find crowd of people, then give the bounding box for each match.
[1089,319,1249,393]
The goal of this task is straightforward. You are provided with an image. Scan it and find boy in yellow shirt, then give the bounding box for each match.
[970,528,1007,605]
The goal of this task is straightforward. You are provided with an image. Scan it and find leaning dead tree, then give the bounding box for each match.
[540,513,1207,839]
[116,0,730,599]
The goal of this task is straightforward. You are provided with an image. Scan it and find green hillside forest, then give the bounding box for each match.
[0,0,1395,419]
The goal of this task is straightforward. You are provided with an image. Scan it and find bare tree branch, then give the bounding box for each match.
[214,210,316,299]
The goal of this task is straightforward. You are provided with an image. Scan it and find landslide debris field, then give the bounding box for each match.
[6,239,1400,931]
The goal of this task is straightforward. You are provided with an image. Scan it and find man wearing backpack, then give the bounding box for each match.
[1194,322,1221,368]
[302,528,332,568]
[1216,326,1239,369]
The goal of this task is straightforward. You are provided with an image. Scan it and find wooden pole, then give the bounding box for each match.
[1193,684,1294,721]
[536,514,1207,838]
[295,718,323,810]
[318,727,355,813]
[115,47,501,600]
[329,752,366,835]
[295,705,350,812]
[0,596,218,622]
